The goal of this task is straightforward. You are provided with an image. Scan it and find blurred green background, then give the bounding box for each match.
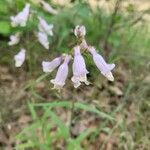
[0,0,150,149]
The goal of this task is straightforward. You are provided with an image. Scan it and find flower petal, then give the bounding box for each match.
[89,47,115,81]
[38,16,54,36]
[50,55,71,90]
[40,1,58,15]
[10,3,30,27]
[14,48,26,67]
[71,46,89,88]
[37,32,49,49]
[42,57,62,73]
[8,32,20,46]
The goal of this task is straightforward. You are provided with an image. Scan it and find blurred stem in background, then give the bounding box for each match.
[103,0,122,58]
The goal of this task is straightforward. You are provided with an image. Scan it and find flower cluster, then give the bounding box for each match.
[8,2,56,67]
[8,3,115,90]
[42,25,115,90]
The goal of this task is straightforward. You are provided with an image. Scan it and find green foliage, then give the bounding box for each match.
[0,21,11,35]
[16,100,112,149]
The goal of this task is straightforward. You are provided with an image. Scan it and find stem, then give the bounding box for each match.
[103,0,122,57]
[69,99,75,137]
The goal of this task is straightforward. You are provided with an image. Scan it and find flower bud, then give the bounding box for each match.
[74,25,86,38]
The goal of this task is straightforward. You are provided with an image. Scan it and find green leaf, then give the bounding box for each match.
[14,141,35,150]
[28,102,37,120]
[0,21,11,35]
[0,1,7,14]
[75,102,114,121]
[33,101,114,120]
[46,110,70,139]
[75,128,95,143]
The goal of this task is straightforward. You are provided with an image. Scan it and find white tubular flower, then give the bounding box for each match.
[71,46,89,88]
[89,47,115,81]
[40,0,58,15]
[74,25,86,38]
[8,32,20,46]
[37,32,49,49]
[38,16,53,36]
[51,55,71,91]
[10,3,30,27]
[14,48,26,67]
[42,57,62,73]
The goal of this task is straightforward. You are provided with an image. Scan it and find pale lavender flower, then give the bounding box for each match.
[38,16,53,36]
[8,32,20,46]
[71,46,89,88]
[40,0,58,15]
[42,57,62,73]
[37,32,49,49]
[14,48,26,67]
[10,3,30,27]
[89,47,115,81]
[74,25,86,38]
[51,55,71,90]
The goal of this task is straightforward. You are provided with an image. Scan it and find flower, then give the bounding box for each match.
[8,32,20,46]
[71,46,89,88]
[51,55,71,91]
[74,25,86,38]
[37,32,49,49]
[40,0,58,15]
[10,3,30,27]
[42,57,62,73]
[88,47,115,81]
[38,16,53,36]
[14,48,26,67]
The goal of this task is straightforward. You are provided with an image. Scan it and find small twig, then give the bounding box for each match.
[103,0,122,57]
[114,8,150,30]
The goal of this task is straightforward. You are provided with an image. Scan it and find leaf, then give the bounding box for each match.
[46,109,70,139]
[0,1,7,14]
[75,128,95,143]
[28,102,37,120]
[0,21,11,35]
[35,73,50,83]
[33,101,70,108]
[15,141,35,149]
[75,102,114,121]
[33,101,114,120]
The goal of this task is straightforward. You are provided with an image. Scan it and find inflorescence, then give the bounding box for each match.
[9,3,115,91]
